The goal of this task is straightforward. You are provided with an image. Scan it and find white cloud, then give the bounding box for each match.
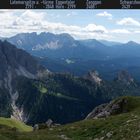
[13,10,45,26]
[41,22,110,40]
[117,17,140,26]
[84,24,108,34]
[1,10,140,42]
[111,29,131,34]
[134,30,140,33]
[66,11,78,17]
[0,10,111,40]
[0,10,11,13]
[72,32,112,40]
[96,11,112,20]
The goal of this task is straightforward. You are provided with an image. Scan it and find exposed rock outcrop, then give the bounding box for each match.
[84,70,102,85]
[0,40,46,122]
[86,97,128,119]
[116,70,134,85]
[33,119,61,131]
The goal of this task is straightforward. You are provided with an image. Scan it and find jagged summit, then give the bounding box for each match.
[116,70,134,84]
[7,32,77,52]
[85,70,102,85]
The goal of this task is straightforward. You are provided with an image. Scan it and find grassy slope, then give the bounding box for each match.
[1,96,140,140]
[0,117,32,132]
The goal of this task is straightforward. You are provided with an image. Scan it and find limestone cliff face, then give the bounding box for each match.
[84,70,102,85]
[0,40,46,122]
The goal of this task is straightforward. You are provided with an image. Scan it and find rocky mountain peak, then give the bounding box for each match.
[85,70,102,85]
[8,32,76,52]
[116,70,134,84]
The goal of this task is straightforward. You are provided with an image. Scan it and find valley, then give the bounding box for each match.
[1,96,140,140]
[0,32,140,139]
[7,32,140,81]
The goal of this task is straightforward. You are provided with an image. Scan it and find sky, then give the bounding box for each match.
[0,10,140,43]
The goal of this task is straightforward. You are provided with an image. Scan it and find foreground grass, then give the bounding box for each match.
[1,96,140,140]
[0,117,32,132]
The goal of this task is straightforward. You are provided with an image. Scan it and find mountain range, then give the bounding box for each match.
[0,32,140,139]
[1,39,140,126]
[7,32,140,60]
[6,32,140,82]
[0,40,104,124]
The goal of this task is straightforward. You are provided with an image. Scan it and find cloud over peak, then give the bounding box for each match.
[0,10,140,43]
[96,11,112,19]
[117,17,140,26]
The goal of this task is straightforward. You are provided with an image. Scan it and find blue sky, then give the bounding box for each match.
[0,10,140,43]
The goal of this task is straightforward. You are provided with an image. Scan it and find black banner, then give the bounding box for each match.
[1,0,140,9]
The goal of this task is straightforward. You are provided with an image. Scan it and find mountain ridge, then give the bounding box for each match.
[1,39,140,126]
[0,40,48,123]
[6,32,140,61]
